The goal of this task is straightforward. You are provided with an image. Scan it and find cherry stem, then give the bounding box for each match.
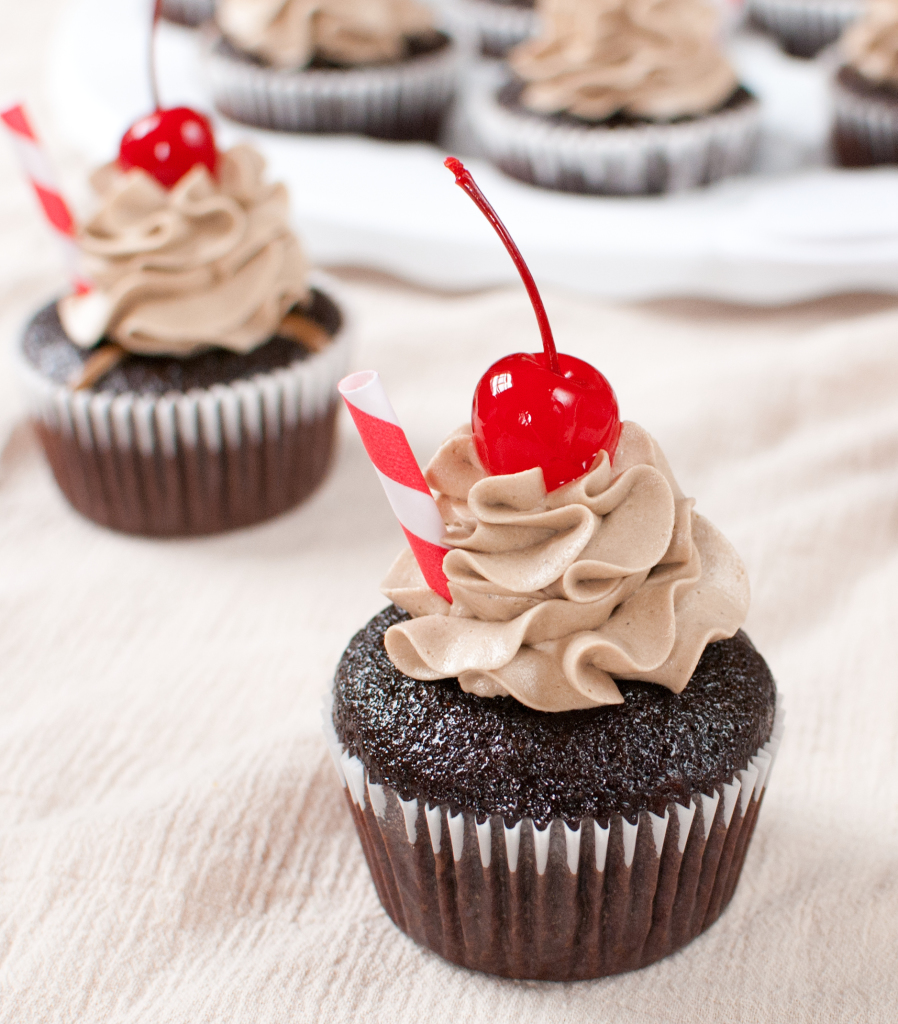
[150,0,163,110]
[445,157,560,375]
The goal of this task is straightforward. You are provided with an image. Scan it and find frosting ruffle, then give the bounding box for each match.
[217,0,435,69]
[845,0,898,86]
[509,0,738,121]
[58,145,309,357]
[382,422,749,712]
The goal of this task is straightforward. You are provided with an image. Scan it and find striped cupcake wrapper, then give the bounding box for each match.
[747,0,862,58]
[17,278,352,537]
[464,77,762,195]
[324,694,784,981]
[832,69,898,166]
[442,0,537,58]
[205,32,461,140]
[161,0,215,28]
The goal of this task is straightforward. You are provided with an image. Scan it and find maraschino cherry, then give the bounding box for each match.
[445,158,621,493]
[118,1,217,189]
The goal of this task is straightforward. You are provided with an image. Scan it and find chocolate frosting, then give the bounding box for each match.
[845,0,898,85]
[58,145,309,357]
[216,0,435,69]
[509,0,738,121]
[382,422,749,712]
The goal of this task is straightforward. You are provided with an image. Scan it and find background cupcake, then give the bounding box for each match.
[747,0,863,59]
[465,0,761,194]
[18,140,350,537]
[443,0,538,57]
[161,0,216,27]
[208,0,460,139]
[832,0,898,164]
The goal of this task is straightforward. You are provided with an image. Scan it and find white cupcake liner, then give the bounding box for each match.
[324,688,783,980]
[442,0,537,57]
[17,276,352,536]
[205,31,461,138]
[832,69,898,165]
[465,76,762,195]
[747,0,862,58]
[161,0,215,28]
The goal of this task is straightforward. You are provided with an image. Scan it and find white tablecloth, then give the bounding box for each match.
[1,3,897,1020]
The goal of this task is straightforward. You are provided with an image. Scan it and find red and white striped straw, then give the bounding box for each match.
[0,103,91,295]
[339,371,452,604]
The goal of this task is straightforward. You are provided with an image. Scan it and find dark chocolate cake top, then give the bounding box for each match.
[21,288,341,397]
[333,605,777,826]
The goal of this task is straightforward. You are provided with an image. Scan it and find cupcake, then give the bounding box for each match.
[832,0,898,165]
[161,0,216,27]
[207,0,460,140]
[747,0,862,59]
[443,0,538,57]
[465,0,761,194]
[17,112,350,537]
[324,161,781,980]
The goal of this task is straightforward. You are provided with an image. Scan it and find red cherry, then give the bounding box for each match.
[119,107,217,189]
[445,157,622,492]
[473,352,620,492]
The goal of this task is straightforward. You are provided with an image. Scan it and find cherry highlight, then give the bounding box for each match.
[445,157,560,375]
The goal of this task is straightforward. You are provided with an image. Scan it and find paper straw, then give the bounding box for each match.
[1,103,91,295]
[339,370,452,604]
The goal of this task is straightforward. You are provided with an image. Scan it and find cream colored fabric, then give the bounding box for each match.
[511,0,738,120]
[844,0,898,84]
[1,2,898,1020]
[217,0,435,69]
[58,145,310,356]
[383,422,749,711]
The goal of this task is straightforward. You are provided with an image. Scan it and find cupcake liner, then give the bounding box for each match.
[747,0,862,59]
[442,0,537,58]
[161,0,215,28]
[832,69,898,166]
[324,694,784,981]
[16,278,352,537]
[205,32,461,140]
[464,76,762,195]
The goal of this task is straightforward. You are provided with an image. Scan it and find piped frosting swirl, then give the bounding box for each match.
[844,0,898,85]
[58,145,309,357]
[382,421,749,712]
[217,0,435,69]
[509,0,738,121]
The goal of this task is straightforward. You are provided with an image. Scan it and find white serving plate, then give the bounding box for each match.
[46,0,898,302]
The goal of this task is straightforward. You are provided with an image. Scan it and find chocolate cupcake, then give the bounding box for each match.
[747,0,862,59]
[17,143,350,537]
[161,0,216,27]
[465,0,761,194]
[207,0,460,140]
[327,420,781,980]
[444,0,537,58]
[326,165,780,979]
[832,0,898,165]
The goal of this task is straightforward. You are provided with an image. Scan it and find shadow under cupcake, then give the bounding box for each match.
[207,0,460,140]
[17,144,350,538]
